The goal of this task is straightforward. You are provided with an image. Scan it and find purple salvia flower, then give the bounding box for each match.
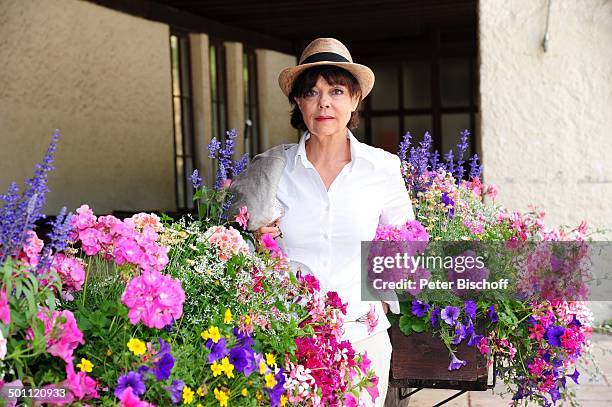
[220,195,234,221]
[189,169,202,189]
[454,130,470,180]
[37,207,74,271]
[207,137,221,159]
[232,153,249,177]
[0,130,60,264]
[441,193,455,218]
[441,305,460,325]
[448,353,467,371]
[468,154,482,180]
[430,150,440,171]
[397,132,412,161]
[444,149,455,176]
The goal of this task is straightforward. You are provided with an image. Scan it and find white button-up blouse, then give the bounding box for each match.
[277,130,414,343]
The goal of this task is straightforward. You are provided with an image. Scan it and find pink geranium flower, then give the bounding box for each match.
[64,361,99,400]
[51,254,86,294]
[121,270,185,329]
[261,233,284,258]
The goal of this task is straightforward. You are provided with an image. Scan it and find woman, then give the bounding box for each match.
[232,38,414,405]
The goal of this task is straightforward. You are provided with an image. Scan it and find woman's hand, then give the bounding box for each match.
[255,218,282,239]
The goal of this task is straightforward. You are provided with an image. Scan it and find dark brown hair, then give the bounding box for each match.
[289,66,362,131]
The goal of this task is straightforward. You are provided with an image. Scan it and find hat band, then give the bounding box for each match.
[300,52,350,65]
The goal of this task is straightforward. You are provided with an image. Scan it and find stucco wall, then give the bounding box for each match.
[0,0,175,215]
[479,0,612,236]
[256,49,299,150]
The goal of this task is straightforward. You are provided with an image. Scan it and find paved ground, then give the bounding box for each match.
[385,333,612,407]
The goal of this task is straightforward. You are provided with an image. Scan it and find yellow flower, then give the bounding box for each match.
[106,349,113,356]
[127,338,146,356]
[255,391,263,401]
[196,386,205,397]
[76,358,93,373]
[220,357,235,378]
[200,330,209,341]
[214,388,229,407]
[265,352,276,366]
[280,394,288,406]
[208,326,221,343]
[224,309,232,324]
[265,373,277,388]
[259,360,267,374]
[241,388,248,396]
[244,314,251,325]
[196,404,204,407]
[182,385,194,404]
[211,361,224,377]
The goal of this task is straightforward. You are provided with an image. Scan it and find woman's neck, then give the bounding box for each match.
[305,129,351,165]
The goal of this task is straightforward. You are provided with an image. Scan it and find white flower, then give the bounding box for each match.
[0,330,7,360]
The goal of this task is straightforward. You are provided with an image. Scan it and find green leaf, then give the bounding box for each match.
[411,319,426,333]
[399,315,414,336]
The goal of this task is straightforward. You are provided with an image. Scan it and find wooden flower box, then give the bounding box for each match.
[388,324,490,392]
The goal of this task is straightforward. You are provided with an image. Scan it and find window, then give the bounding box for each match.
[170,31,196,210]
[243,46,261,158]
[361,53,477,161]
[209,39,228,142]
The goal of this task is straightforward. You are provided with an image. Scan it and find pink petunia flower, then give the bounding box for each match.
[235,206,250,229]
[34,309,84,363]
[0,289,10,325]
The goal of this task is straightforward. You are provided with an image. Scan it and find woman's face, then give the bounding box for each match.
[294,76,360,138]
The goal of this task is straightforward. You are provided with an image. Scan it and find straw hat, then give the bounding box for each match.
[278,38,375,99]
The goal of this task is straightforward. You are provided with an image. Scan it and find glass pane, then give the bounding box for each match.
[369,62,399,110]
[441,114,471,159]
[403,115,432,149]
[170,36,180,96]
[403,61,431,108]
[179,37,191,97]
[210,45,217,102]
[211,101,218,140]
[173,97,183,156]
[440,58,470,107]
[371,116,399,153]
[181,98,193,156]
[176,156,185,208]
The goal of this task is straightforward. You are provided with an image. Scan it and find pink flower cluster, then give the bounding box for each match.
[51,253,86,296]
[71,205,169,273]
[285,273,378,405]
[121,270,186,329]
[33,308,84,364]
[205,225,249,261]
[18,231,44,267]
[0,289,9,325]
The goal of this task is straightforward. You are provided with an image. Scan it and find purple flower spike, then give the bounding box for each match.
[441,306,460,326]
[448,353,467,371]
[189,169,202,189]
[114,371,146,399]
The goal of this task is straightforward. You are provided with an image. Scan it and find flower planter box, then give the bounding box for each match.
[388,324,489,391]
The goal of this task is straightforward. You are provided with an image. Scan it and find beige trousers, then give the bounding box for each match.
[351,330,392,407]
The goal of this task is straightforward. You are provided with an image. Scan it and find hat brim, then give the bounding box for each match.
[278,61,375,99]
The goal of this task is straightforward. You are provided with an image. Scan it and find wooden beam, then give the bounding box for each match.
[86,0,295,55]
